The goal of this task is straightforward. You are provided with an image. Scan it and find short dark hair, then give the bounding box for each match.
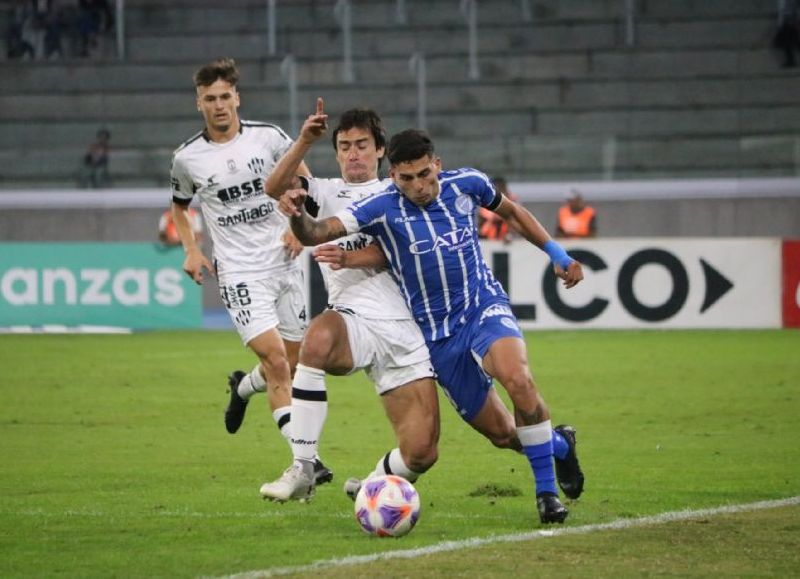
[331,108,387,166]
[193,58,240,88]
[387,129,434,166]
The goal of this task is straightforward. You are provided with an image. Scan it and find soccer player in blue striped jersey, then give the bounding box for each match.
[283,129,585,524]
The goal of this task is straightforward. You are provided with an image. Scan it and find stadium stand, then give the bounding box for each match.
[1,0,798,188]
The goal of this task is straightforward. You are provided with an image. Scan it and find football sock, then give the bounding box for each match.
[371,448,421,483]
[272,407,292,444]
[552,429,569,460]
[237,364,266,400]
[518,420,558,496]
[289,364,328,462]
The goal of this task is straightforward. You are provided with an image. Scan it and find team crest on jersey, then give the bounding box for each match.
[455,195,474,215]
[248,157,265,175]
[227,159,237,172]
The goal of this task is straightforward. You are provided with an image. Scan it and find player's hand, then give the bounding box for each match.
[554,260,584,289]
[278,188,307,217]
[299,97,328,144]
[313,244,347,270]
[281,230,304,260]
[183,248,215,285]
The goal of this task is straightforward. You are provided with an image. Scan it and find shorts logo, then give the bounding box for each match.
[455,195,474,215]
[479,303,513,324]
[235,309,251,326]
[220,282,252,309]
[500,317,518,331]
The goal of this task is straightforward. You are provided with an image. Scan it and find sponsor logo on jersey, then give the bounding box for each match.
[216,178,265,204]
[455,195,474,215]
[337,235,371,252]
[235,309,251,326]
[336,189,352,198]
[409,227,473,255]
[207,174,219,188]
[170,177,181,192]
[216,202,276,227]
[394,216,417,223]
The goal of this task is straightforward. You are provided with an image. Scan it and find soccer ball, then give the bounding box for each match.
[354,475,421,537]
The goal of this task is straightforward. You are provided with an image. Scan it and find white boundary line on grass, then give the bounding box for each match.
[219,496,800,579]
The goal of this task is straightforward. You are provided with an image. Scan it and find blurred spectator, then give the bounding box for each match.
[556,188,597,239]
[6,4,36,60]
[77,0,113,57]
[78,128,111,188]
[478,177,517,243]
[159,207,204,246]
[773,0,800,68]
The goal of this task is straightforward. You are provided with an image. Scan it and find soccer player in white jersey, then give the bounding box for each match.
[168,58,331,486]
[282,127,585,524]
[257,101,440,501]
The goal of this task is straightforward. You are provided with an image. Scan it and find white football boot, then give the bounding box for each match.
[260,462,314,502]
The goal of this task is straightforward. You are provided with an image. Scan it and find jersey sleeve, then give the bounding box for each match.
[334,194,385,236]
[466,168,501,210]
[170,154,195,206]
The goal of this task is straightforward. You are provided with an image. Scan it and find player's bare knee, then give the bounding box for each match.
[298,323,336,368]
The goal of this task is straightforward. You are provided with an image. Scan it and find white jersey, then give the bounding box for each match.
[170,121,297,281]
[304,176,411,320]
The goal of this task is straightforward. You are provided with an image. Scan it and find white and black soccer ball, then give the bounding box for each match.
[354,475,421,537]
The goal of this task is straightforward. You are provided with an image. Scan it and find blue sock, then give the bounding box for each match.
[522,439,558,496]
[552,429,569,460]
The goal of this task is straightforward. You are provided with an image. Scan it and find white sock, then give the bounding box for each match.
[272,406,292,447]
[290,364,328,462]
[371,448,421,483]
[237,364,266,400]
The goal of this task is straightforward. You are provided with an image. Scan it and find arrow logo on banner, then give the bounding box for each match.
[700,259,733,313]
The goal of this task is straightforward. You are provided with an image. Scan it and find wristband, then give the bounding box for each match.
[543,240,574,270]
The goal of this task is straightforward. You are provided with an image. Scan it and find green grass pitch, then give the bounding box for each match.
[1,329,798,577]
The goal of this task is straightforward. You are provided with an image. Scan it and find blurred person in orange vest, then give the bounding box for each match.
[478,177,517,243]
[159,206,204,246]
[556,188,596,239]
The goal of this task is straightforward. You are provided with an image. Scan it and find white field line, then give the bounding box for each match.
[217,496,800,579]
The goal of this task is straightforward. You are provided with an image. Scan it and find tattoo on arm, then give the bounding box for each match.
[290,214,346,245]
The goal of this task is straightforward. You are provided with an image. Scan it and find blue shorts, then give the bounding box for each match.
[427,300,524,422]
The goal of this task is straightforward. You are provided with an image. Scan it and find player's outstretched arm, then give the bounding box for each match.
[264,97,327,200]
[495,197,584,288]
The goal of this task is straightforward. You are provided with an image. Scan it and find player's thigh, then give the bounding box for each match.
[481,336,531,386]
[381,376,440,451]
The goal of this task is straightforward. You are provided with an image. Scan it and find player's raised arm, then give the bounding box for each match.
[265,97,328,199]
[494,196,584,288]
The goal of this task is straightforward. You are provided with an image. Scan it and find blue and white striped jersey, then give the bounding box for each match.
[337,168,507,342]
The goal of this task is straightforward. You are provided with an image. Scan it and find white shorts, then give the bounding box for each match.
[336,308,434,395]
[219,270,307,345]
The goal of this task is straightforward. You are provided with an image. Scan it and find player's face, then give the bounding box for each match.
[390,155,442,207]
[335,127,384,184]
[196,79,240,135]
